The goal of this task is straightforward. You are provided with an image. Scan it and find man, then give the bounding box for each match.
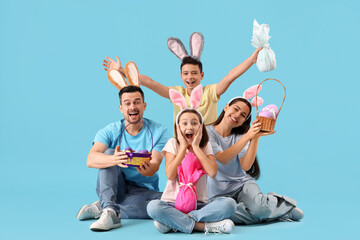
[76,85,168,231]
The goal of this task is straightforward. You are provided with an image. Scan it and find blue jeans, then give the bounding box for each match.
[96,149,162,219]
[147,197,237,234]
[228,181,297,224]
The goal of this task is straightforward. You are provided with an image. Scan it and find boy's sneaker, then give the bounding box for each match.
[76,201,101,220]
[279,207,304,221]
[204,219,234,234]
[154,220,172,233]
[90,208,121,231]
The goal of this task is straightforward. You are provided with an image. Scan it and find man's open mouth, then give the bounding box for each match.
[129,112,139,117]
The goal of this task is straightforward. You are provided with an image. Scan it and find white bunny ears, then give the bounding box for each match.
[227,85,264,119]
[169,84,203,124]
[167,32,204,61]
[107,61,140,90]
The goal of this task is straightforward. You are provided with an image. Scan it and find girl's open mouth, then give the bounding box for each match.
[185,133,194,140]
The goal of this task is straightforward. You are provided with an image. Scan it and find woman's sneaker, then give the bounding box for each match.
[90,208,121,231]
[279,207,304,221]
[153,220,172,233]
[76,201,101,220]
[204,219,235,234]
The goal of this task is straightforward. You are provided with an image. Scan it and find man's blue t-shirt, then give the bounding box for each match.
[94,118,168,191]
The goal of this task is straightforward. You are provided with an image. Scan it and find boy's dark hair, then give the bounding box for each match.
[211,98,261,179]
[118,86,145,104]
[180,56,203,73]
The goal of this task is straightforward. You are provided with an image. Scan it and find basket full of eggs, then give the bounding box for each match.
[119,121,153,167]
[256,78,286,132]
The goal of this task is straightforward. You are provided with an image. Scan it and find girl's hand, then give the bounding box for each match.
[245,119,262,139]
[176,124,188,149]
[192,125,203,148]
[103,56,122,71]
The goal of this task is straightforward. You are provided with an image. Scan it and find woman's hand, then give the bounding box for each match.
[254,130,276,139]
[245,119,262,140]
[192,125,203,149]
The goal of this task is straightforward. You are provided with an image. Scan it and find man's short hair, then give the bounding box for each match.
[180,56,203,73]
[118,86,145,104]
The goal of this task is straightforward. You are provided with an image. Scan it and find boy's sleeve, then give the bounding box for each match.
[206,84,220,102]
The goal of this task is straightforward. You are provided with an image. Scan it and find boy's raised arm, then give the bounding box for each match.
[215,47,262,98]
[103,56,170,99]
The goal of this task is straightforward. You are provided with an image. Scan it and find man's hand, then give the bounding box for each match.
[136,161,155,177]
[114,145,129,168]
[103,56,122,71]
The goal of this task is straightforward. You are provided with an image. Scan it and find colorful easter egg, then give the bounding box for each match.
[138,150,148,154]
[259,104,278,119]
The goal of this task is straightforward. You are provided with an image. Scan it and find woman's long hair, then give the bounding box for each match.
[212,98,260,179]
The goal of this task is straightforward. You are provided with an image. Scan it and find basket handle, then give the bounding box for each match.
[255,78,286,118]
[118,121,154,152]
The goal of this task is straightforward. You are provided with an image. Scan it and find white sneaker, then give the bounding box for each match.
[76,201,101,220]
[154,220,172,233]
[204,219,234,234]
[90,208,121,231]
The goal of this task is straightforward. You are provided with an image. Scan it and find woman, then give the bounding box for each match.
[206,97,304,224]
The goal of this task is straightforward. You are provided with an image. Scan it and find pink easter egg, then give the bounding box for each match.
[138,150,148,154]
[259,104,279,119]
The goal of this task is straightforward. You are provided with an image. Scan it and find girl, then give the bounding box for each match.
[206,97,304,224]
[147,86,237,234]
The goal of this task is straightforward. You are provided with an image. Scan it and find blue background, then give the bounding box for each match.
[1,0,359,239]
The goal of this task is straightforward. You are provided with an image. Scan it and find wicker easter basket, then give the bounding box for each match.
[256,78,286,131]
[119,121,153,167]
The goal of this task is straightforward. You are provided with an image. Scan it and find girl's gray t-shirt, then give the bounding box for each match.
[206,125,254,200]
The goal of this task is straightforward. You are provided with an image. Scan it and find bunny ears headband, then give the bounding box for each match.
[227,85,264,119]
[107,61,140,90]
[169,84,203,125]
[167,32,204,61]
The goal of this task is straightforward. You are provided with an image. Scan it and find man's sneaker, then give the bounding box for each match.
[76,201,101,220]
[90,208,121,231]
[204,219,234,234]
[279,207,304,222]
[153,220,172,233]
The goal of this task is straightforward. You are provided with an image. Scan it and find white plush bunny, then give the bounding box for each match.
[107,61,140,90]
[167,32,204,61]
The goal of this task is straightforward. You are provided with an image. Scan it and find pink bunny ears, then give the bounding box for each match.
[107,61,140,90]
[169,84,203,124]
[227,85,264,119]
[167,32,204,61]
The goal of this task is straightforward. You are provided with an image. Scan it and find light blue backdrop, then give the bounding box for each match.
[1,0,359,239]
